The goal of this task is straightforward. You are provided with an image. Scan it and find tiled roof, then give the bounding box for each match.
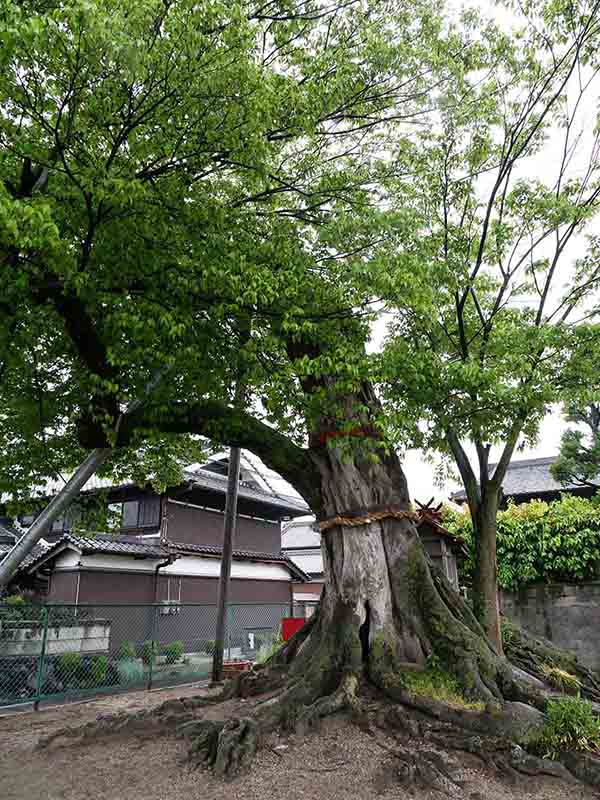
[450,456,600,502]
[184,467,308,513]
[281,520,325,579]
[0,521,18,541]
[17,533,310,581]
[67,533,166,557]
[285,552,324,579]
[0,540,51,570]
[2,452,309,515]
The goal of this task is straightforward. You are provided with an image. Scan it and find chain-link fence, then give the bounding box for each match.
[0,601,294,708]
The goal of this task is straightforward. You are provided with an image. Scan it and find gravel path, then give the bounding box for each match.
[0,686,597,800]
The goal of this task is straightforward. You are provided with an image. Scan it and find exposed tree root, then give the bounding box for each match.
[187,717,260,777]
[374,740,463,797]
[32,542,600,793]
[220,612,318,701]
[37,693,213,750]
[502,618,600,703]
[177,558,597,782]
[373,696,581,795]
[185,669,363,777]
[34,654,600,793]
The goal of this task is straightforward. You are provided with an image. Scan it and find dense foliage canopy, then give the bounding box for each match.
[0,0,444,499]
[2,0,600,648]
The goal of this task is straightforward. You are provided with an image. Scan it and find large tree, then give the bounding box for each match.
[0,0,435,495]
[381,0,600,651]
[4,0,600,785]
[553,398,600,492]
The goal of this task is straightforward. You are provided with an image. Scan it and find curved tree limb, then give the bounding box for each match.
[80,399,319,509]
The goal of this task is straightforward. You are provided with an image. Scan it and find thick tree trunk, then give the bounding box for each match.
[215,385,510,714]
[181,385,556,778]
[471,489,503,655]
[306,437,502,702]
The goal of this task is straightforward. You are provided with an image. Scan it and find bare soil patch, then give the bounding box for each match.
[0,686,597,800]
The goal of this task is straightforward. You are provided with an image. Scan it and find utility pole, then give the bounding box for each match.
[211,445,242,683]
[211,318,249,684]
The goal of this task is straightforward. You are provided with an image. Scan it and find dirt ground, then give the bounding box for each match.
[0,684,598,800]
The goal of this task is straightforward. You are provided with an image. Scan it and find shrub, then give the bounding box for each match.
[118,641,137,661]
[540,664,581,694]
[117,658,145,685]
[0,595,33,625]
[89,655,108,686]
[501,618,519,651]
[443,495,600,590]
[57,652,82,685]
[529,697,600,759]
[162,641,184,664]
[255,629,283,665]
[139,640,158,666]
[74,656,109,688]
[197,640,215,655]
[3,594,26,607]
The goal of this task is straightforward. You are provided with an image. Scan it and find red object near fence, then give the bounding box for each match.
[223,660,251,679]
[281,617,306,641]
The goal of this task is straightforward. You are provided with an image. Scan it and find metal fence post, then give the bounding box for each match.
[147,605,159,691]
[33,607,49,711]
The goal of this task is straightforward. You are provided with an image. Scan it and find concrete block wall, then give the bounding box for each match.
[502,583,600,671]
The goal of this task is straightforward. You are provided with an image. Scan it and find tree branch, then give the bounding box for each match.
[490,420,522,488]
[91,400,319,509]
[446,428,481,509]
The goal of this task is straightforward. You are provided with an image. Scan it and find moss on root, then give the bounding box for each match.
[401,660,486,711]
[501,618,600,703]
[406,543,502,702]
[185,545,595,780]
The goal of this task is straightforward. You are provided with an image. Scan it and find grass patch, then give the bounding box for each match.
[402,659,485,711]
[528,696,600,760]
[539,664,581,693]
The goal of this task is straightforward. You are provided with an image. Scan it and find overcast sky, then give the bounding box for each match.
[402,409,567,503]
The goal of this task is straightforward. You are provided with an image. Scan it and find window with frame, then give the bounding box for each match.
[120,497,160,529]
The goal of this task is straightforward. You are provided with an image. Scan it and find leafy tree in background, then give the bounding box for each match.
[552,401,600,492]
[382,0,600,652]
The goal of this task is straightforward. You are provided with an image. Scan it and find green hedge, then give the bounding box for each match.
[443,495,600,590]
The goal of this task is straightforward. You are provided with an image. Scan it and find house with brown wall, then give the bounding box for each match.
[6,453,310,607]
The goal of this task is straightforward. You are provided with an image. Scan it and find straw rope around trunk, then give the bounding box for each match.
[318,508,420,532]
